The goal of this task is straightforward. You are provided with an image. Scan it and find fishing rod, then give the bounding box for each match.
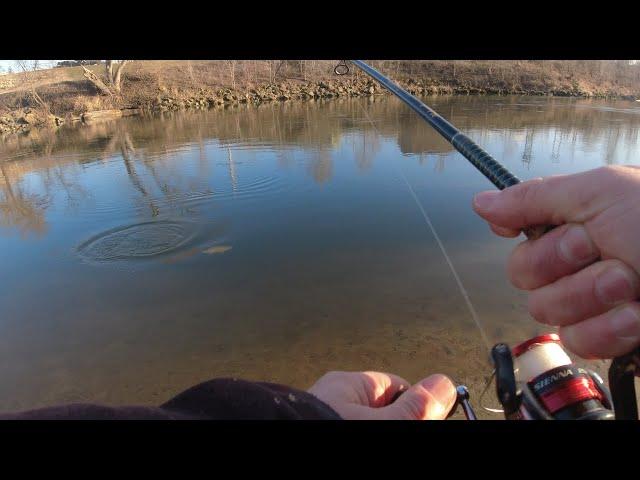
[335,60,639,420]
[338,60,550,240]
[337,61,515,185]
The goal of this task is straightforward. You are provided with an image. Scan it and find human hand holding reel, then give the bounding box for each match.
[456,210,639,420]
[453,211,640,420]
[453,334,639,420]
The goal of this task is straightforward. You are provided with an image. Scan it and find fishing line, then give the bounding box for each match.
[478,370,505,413]
[354,99,492,352]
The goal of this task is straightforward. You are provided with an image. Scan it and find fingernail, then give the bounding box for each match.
[596,267,635,305]
[473,191,499,211]
[558,225,596,265]
[421,374,457,409]
[610,306,640,340]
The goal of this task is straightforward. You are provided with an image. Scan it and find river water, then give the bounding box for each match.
[1,95,639,416]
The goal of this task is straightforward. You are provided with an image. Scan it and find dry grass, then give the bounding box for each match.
[1,61,639,119]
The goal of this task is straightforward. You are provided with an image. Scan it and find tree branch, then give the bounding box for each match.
[81,66,113,96]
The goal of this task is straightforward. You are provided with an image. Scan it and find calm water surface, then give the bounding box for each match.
[1,96,639,416]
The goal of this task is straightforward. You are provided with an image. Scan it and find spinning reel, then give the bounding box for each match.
[456,334,639,420]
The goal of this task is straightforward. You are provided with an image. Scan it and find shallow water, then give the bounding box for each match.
[1,95,639,416]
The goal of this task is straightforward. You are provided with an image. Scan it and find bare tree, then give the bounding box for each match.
[226,60,237,89]
[267,60,279,83]
[82,60,130,96]
[16,60,50,114]
[108,60,129,93]
[300,60,307,81]
[187,61,196,86]
[81,66,113,96]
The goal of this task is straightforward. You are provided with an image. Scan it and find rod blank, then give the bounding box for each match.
[351,60,521,190]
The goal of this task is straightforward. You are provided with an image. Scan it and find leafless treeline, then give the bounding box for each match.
[4,60,640,120]
[128,60,640,102]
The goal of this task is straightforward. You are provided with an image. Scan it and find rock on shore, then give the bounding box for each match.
[0,108,64,135]
[1,77,636,138]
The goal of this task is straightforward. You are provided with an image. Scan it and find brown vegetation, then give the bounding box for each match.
[1,60,639,137]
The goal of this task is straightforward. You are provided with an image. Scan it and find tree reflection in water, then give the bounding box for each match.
[1,96,639,235]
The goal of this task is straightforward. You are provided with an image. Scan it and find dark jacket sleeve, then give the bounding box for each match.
[0,378,343,420]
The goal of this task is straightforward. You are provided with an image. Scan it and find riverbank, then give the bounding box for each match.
[2,60,639,137]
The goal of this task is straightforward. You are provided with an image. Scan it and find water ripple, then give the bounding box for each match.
[76,220,197,264]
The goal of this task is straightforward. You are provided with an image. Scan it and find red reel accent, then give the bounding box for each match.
[512,333,561,358]
[538,376,603,414]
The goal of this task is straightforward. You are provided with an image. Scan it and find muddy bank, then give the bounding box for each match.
[2,76,637,138]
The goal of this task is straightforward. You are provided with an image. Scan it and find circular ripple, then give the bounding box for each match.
[180,175,287,208]
[77,220,196,263]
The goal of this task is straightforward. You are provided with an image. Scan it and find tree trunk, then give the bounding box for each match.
[106,61,114,82]
[227,60,236,89]
[81,66,113,96]
[112,61,128,94]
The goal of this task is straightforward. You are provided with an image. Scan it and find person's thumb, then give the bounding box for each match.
[377,374,457,420]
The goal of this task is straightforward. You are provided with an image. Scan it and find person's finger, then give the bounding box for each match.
[472,167,622,230]
[506,223,600,290]
[489,222,521,238]
[307,371,411,408]
[528,259,640,326]
[559,302,640,358]
[372,374,457,420]
[359,371,412,407]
